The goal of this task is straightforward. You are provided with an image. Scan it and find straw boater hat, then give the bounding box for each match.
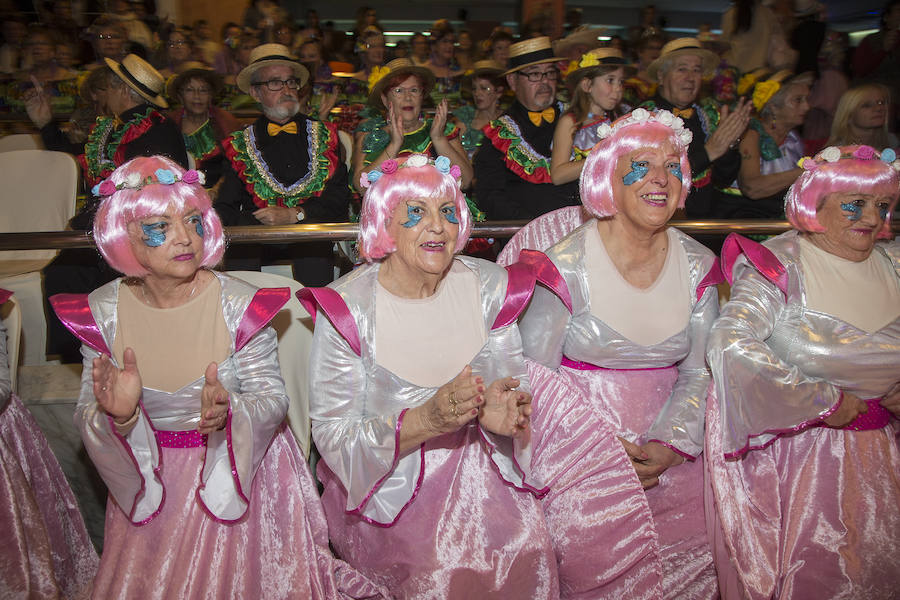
[465,59,505,81]
[504,36,561,76]
[646,37,720,81]
[104,54,168,108]
[553,26,605,56]
[236,43,309,94]
[367,58,436,108]
[165,62,224,101]
[565,48,636,89]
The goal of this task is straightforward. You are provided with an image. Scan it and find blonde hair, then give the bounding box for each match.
[827,83,893,148]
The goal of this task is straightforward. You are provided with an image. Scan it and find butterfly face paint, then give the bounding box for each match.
[668,162,683,181]
[623,160,649,186]
[141,222,166,247]
[878,204,890,221]
[441,204,459,224]
[840,201,862,221]
[188,214,204,237]
[401,203,422,228]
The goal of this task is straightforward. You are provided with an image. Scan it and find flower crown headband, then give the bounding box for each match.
[796,146,900,172]
[91,168,206,197]
[359,154,462,189]
[596,108,693,146]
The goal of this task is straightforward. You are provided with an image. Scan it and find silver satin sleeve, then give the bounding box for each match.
[707,257,840,455]
[645,285,718,457]
[201,325,288,521]
[0,318,10,413]
[308,311,401,516]
[519,283,571,370]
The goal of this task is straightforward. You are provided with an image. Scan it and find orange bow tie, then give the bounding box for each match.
[528,108,556,126]
[672,107,694,119]
[267,121,298,136]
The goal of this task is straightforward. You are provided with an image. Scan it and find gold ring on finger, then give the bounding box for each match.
[451,405,459,417]
[449,391,457,405]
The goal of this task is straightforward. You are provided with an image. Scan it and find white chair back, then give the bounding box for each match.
[1,295,22,393]
[0,150,79,365]
[229,271,315,457]
[0,134,44,153]
[496,206,590,266]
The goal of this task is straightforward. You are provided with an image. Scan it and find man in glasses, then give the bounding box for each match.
[217,44,350,286]
[474,36,579,221]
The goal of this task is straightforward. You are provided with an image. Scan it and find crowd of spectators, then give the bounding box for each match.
[0,0,898,215]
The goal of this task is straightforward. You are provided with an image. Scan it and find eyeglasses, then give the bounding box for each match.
[517,69,558,82]
[253,78,300,91]
[389,86,423,97]
[183,87,211,96]
[97,33,122,40]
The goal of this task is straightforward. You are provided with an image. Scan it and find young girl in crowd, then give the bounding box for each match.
[551,48,634,185]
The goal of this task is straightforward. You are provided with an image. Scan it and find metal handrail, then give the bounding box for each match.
[0,220,897,251]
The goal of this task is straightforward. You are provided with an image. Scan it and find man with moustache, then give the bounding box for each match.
[217,44,349,286]
[474,37,580,221]
[641,38,751,219]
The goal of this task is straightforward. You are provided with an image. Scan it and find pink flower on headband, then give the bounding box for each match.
[449,164,461,179]
[852,145,875,160]
[182,169,200,184]
[380,159,398,174]
[98,180,117,196]
[797,157,818,171]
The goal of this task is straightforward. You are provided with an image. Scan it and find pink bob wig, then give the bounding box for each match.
[93,156,226,276]
[579,114,692,218]
[785,145,899,239]
[358,156,473,261]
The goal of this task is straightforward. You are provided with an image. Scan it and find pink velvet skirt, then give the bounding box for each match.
[318,424,560,599]
[528,360,718,600]
[706,388,900,600]
[93,426,387,599]
[0,394,98,599]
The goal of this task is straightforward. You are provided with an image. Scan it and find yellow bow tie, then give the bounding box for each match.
[267,121,298,136]
[672,107,694,119]
[528,108,556,126]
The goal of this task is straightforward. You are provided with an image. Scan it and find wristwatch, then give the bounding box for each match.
[295,208,305,222]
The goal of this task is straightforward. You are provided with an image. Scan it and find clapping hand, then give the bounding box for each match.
[705,97,751,162]
[478,376,532,438]
[93,348,142,423]
[429,98,449,141]
[199,362,229,434]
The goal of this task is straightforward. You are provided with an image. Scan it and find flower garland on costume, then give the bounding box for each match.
[797,145,900,171]
[224,118,339,209]
[90,168,205,197]
[596,108,694,146]
[183,118,220,164]
[482,105,564,184]
[80,107,163,187]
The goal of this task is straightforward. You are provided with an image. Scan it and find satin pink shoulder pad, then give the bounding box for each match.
[0,288,11,305]
[695,256,725,302]
[519,249,573,313]
[296,287,362,356]
[721,233,788,296]
[234,287,290,352]
[493,261,536,330]
[49,293,110,355]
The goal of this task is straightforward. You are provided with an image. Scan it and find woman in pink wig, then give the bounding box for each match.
[518,108,722,598]
[302,153,559,597]
[50,156,387,599]
[706,145,900,599]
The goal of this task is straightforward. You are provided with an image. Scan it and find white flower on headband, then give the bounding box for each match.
[406,154,429,168]
[125,172,143,188]
[631,108,651,122]
[596,109,693,146]
[820,146,841,163]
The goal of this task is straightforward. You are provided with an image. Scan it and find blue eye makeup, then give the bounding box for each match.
[141,222,167,247]
[878,204,890,221]
[402,204,422,228]
[668,162,683,181]
[442,205,459,224]
[840,201,862,221]
[623,161,649,186]
[188,215,204,237]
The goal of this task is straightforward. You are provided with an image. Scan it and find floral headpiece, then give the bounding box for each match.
[358,154,462,189]
[91,168,206,197]
[751,80,780,112]
[796,146,900,172]
[367,65,390,92]
[596,108,693,146]
[736,71,763,96]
